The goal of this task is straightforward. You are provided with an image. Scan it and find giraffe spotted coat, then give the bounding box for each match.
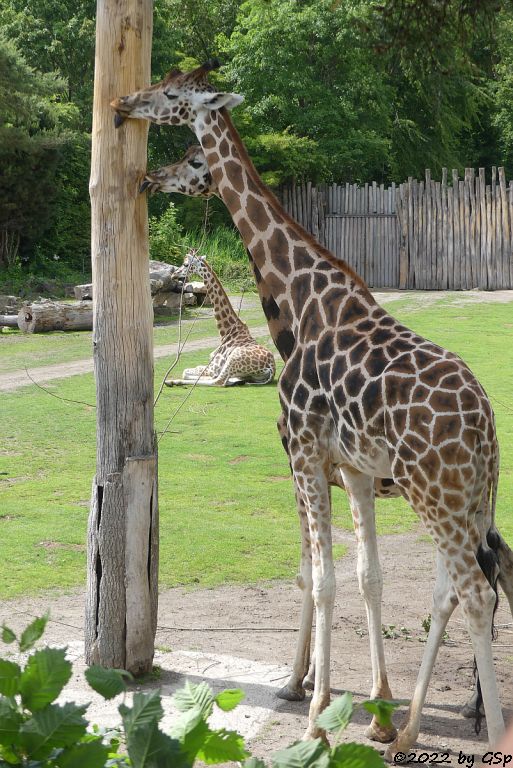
[113,64,510,757]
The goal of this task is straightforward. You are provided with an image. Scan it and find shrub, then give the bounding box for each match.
[0,616,396,767]
[148,203,185,264]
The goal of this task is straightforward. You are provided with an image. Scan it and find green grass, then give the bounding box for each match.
[0,297,512,599]
[0,298,266,374]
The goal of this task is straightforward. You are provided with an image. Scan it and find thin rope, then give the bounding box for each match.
[23,367,96,409]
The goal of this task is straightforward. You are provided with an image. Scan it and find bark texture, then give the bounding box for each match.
[17,301,93,332]
[85,0,158,674]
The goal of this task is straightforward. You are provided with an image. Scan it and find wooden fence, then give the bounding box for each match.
[280,167,513,290]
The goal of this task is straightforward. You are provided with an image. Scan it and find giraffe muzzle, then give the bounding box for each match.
[110,97,130,128]
[139,178,158,194]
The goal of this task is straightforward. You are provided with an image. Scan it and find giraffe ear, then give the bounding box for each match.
[197,91,244,111]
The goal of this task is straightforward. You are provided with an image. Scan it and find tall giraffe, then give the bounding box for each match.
[168,249,276,386]
[142,147,408,740]
[112,65,508,756]
[143,141,513,727]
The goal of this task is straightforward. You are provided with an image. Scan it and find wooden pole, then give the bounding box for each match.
[85,0,158,674]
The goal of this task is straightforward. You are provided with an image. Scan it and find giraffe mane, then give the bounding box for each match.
[220,108,373,299]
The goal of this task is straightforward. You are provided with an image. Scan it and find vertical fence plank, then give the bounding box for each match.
[452,171,460,290]
[441,169,448,289]
[498,169,509,288]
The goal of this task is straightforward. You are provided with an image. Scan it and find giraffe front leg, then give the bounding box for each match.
[291,468,334,741]
[277,481,313,702]
[340,466,396,744]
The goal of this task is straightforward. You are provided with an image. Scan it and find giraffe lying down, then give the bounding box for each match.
[142,144,513,740]
[165,249,276,387]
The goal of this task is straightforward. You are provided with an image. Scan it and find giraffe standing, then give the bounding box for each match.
[167,249,276,387]
[142,146,409,739]
[112,65,509,756]
[143,140,513,727]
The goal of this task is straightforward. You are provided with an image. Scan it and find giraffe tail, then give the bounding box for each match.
[494,530,513,619]
[473,447,501,733]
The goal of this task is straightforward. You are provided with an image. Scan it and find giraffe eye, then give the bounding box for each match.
[164,92,178,100]
[189,160,203,169]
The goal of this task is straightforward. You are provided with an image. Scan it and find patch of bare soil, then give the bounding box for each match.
[1,529,512,764]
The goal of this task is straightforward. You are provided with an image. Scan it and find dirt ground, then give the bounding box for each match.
[2,528,512,765]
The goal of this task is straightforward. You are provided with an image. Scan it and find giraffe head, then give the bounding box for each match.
[140,145,216,197]
[111,61,243,128]
[174,249,210,281]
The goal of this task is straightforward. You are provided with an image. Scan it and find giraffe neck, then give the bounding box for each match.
[197,261,246,339]
[194,109,373,337]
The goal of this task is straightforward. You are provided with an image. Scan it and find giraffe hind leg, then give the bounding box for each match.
[467,530,500,733]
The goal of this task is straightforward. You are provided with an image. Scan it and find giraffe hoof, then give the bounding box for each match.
[365,720,397,744]
[302,726,329,745]
[303,678,314,691]
[460,701,485,719]
[277,684,306,702]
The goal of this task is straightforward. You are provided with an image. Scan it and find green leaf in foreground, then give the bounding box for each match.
[19,647,72,711]
[330,742,385,768]
[126,722,189,768]
[119,690,164,740]
[19,614,49,652]
[173,680,214,717]
[1,626,16,645]
[215,688,245,711]
[315,692,353,734]
[85,665,131,700]
[0,696,23,746]
[272,738,329,768]
[19,702,88,758]
[197,728,249,764]
[55,740,110,768]
[0,659,21,697]
[362,699,401,729]
[244,759,267,768]
[169,706,204,745]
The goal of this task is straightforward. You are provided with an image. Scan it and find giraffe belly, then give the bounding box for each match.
[329,430,392,478]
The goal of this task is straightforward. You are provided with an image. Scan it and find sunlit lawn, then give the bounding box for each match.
[0,296,512,599]
[0,299,265,374]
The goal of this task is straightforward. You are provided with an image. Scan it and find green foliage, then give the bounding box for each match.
[149,203,185,264]
[19,614,49,652]
[84,667,133,701]
[3,0,513,277]
[315,693,354,734]
[184,225,253,290]
[0,617,394,767]
[0,624,107,767]
[222,0,392,182]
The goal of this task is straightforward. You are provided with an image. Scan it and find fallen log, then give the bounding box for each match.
[18,300,93,333]
[0,315,19,328]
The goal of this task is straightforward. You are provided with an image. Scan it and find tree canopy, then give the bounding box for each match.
[1,0,513,273]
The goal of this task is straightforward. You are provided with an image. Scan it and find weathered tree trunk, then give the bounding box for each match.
[17,301,93,333]
[85,0,158,675]
[0,315,19,328]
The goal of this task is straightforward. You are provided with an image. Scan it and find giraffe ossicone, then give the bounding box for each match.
[165,249,276,388]
[113,64,513,757]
